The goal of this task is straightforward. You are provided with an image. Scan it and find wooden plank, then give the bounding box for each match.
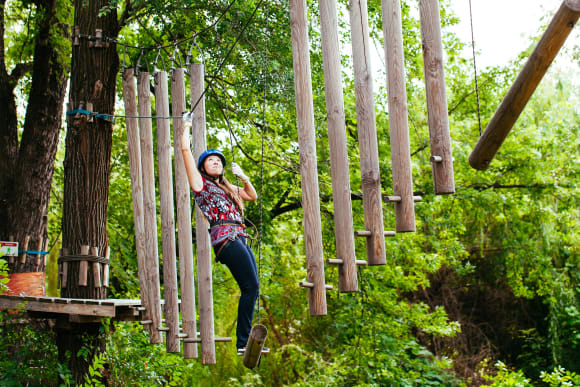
[349,0,388,265]
[419,0,455,194]
[469,0,580,170]
[171,67,198,359]
[154,70,181,354]
[78,245,89,286]
[382,0,416,232]
[190,63,216,364]
[290,0,328,316]
[0,296,116,317]
[137,71,163,344]
[318,0,358,292]
[90,246,102,288]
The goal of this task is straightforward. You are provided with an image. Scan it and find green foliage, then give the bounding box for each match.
[541,366,580,387]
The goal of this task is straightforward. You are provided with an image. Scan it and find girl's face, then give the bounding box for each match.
[203,155,224,177]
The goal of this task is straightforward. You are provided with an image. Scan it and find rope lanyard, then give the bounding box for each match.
[468,0,483,136]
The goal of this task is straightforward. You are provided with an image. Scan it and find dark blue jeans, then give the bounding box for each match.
[216,236,259,349]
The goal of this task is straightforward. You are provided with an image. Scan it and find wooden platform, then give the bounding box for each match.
[0,295,144,322]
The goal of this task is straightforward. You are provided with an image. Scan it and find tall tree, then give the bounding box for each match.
[0,0,71,274]
[56,0,120,382]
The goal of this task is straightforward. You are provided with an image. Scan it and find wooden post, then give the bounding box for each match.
[34,237,44,266]
[349,0,388,265]
[171,67,198,359]
[242,324,268,369]
[290,0,328,315]
[90,246,101,288]
[103,246,110,288]
[154,70,180,353]
[190,63,216,364]
[382,0,416,232]
[61,248,69,289]
[78,245,89,286]
[19,235,30,264]
[419,0,455,194]
[318,0,358,291]
[469,0,580,170]
[122,68,154,334]
[137,71,163,344]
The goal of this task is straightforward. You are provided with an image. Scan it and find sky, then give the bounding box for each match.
[445,0,576,69]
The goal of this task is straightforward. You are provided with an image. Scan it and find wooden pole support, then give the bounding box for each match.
[419,0,455,194]
[243,324,268,369]
[103,246,110,288]
[61,248,69,288]
[34,237,43,266]
[299,282,333,290]
[290,0,328,316]
[382,0,416,233]
[385,195,422,203]
[469,0,580,170]
[78,245,89,286]
[355,230,396,237]
[327,258,368,266]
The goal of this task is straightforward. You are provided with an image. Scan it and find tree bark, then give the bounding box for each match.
[0,0,70,274]
[58,0,119,383]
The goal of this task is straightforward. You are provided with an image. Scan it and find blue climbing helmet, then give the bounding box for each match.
[197,149,227,171]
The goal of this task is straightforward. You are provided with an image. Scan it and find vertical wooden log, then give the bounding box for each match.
[103,246,110,288]
[122,68,151,319]
[78,245,89,286]
[469,0,580,170]
[42,236,48,267]
[154,70,180,353]
[290,0,328,316]
[190,63,216,364]
[382,0,416,232]
[137,71,163,344]
[419,0,455,194]
[8,235,14,265]
[349,0,388,265]
[90,246,101,288]
[57,248,62,289]
[19,235,30,264]
[171,68,198,359]
[318,0,358,291]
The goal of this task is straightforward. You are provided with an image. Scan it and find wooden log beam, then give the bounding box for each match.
[469,0,580,170]
[382,0,416,232]
[154,70,180,354]
[137,71,163,344]
[349,0,388,265]
[290,0,328,316]
[190,63,217,364]
[318,0,358,292]
[419,0,455,194]
[171,67,198,360]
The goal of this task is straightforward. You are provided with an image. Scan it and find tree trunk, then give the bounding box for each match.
[57,0,119,383]
[0,0,70,275]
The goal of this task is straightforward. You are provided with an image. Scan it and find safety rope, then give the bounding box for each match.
[468,0,483,136]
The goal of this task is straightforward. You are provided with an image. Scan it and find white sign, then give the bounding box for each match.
[0,241,19,257]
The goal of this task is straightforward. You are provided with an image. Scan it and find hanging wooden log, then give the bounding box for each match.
[318,0,358,292]
[469,0,580,170]
[190,63,217,364]
[60,248,69,289]
[34,237,44,266]
[137,71,163,344]
[290,0,328,316]
[19,235,30,264]
[242,324,268,369]
[154,70,180,353]
[171,67,198,359]
[103,246,110,288]
[349,0,388,265]
[382,0,416,232]
[122,68,155,337]
[419,0,455,194]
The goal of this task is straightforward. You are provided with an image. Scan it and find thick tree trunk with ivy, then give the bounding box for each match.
[0,0,69,274]
[56,0,119,383]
